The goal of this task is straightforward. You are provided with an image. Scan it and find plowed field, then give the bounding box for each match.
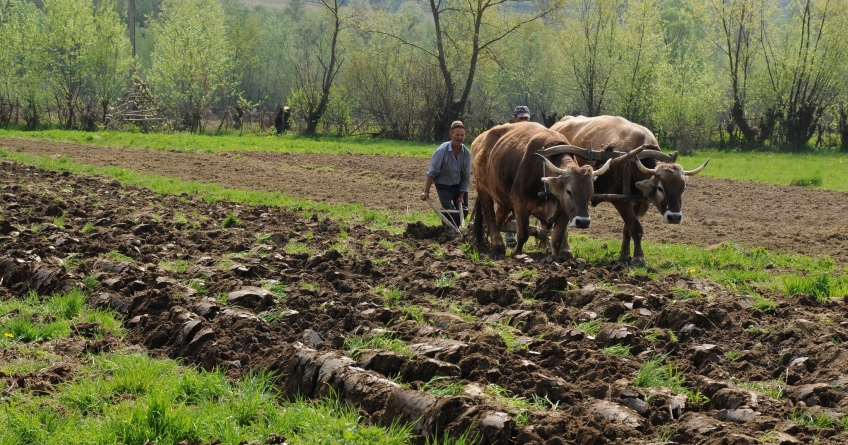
[2,138,848,444]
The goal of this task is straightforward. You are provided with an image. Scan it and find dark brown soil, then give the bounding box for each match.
[2,141,848,444]
[3,136,848,264]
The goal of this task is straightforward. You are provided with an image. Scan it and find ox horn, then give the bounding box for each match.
[538,144,589,157]
[634,157,656,175]
[536,153,569,175]
[684,158,710,176]
[611,145,646,164]
[637,149,679,163]
[593,158,612,177]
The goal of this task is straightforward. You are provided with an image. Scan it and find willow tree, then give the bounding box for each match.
[44,0,96,129]
[377,0,557,140]
[148,0,230,132]
[88,0,133,125]
[696,0,770,145]
[759,0,846,147]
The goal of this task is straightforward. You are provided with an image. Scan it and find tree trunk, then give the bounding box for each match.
[839,105,848,152]
[730,100,757,145]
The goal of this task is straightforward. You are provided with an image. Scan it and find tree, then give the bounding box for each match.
[696,0,769,145]
[88,0,133,125]
[430,0,558,139]
[219,0,260,132]
[3,1,48,128]
[287,0,348,135]
[609,0,666,124]
[148,0,230,132]
[759,0,845,147]
[43,0,96,129]
[556,0,624,117]
[379,0,557,140]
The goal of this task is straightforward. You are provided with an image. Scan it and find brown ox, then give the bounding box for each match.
[472,122,611,258]
[550,115,709,264]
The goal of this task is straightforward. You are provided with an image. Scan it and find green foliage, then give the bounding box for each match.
[221,212,240,228]
[634,355,706,404]
[375,285,403,307]
[510,269,537,280]
[602,344,632,357]
[159,259,191,272]
[344,332,415,359]
[789,176,822,187]
[105,250,133,263]
[573,318,605,337]
[782,273,846,302]
[148,0,230,132]
[788,408,837,429]
[1,351,414,444]
[81,221,97,234]
[751,296,777,313]
[732,377,785,400]
[435,271,458,288]
[422,376,463,397]
[485,322,528,352]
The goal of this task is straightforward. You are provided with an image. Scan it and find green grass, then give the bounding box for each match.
[510,269,537,280]
[159,259,191,273]
[782,272,848,302]
[602,344,632,357]
[421,376,464,397]
[634,355,708,404]
[0,289,124,349]
[435,271,458,288]
[344,332,415,359]
[0,127,436,157]
[684,150,848,192]
[573,318,606,337]
[0,150,440,234]
[731,377,785,400]
[80,221,97,234]
[374,285,403,307]
[105,250,133,263]
[221,212,240,228]
[0,352,414,444]
[788,408,838,429]
[485,322,528,352]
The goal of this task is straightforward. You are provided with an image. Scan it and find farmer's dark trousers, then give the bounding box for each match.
[435,183,468,227]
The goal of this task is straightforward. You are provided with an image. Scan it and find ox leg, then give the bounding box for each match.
[549,212,573,260]
[613,201,645,264]
[495,205,512,247]
[480,195,505,255]
[512,209,531,255]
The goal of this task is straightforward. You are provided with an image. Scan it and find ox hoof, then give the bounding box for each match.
[630,256,647,266]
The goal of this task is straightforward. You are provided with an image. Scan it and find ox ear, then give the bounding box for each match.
[635,178,656,195]
[541,176,565,192]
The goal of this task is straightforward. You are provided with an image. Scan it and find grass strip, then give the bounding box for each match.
[0,149,441,233]
[0,128,436,157]
[4,129,848,192]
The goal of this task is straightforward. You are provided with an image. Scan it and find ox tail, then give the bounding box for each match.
[473,197,485,245]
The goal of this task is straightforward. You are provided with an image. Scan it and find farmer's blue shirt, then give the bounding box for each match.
[426,141,471,193]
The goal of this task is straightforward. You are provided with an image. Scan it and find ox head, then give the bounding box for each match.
[536,152,611,229]
[634,157,710,224]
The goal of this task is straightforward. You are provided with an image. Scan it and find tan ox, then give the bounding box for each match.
[551,115,708,264]
[472,122,611,258]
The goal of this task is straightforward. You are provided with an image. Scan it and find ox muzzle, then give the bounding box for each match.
[569,216,591,229]
[663,211,683,224]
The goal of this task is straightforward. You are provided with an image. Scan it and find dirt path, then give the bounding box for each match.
[3,136,848,263]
